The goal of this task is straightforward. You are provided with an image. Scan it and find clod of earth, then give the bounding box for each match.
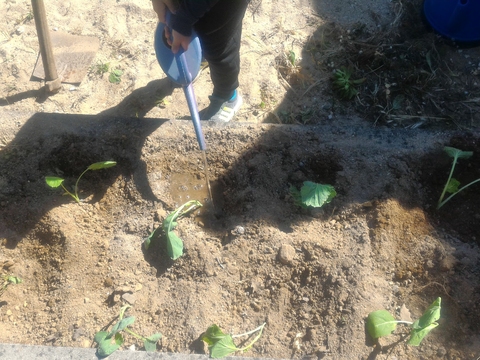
[278,244,296,265]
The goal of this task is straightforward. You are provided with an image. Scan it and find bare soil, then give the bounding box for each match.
[1,0,480,359]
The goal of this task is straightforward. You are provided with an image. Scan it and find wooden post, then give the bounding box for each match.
[31,0,61,92]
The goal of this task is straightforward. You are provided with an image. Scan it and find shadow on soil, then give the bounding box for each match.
[0,78,174,248]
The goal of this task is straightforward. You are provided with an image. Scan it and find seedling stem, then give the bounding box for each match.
[231,323,266,338]
[46,161,117,203]
[437,147,478,209]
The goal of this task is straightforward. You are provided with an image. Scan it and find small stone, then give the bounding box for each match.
[400,304,412,322]
[436,347,447,357]
[134,283,143,292]
[84,297,90,304]
[2,259,15,269]
[361,201,374,208]
[122,292,136,305]
[233,226,245,235]
[306,327,316,341]
[81,339,90,348]
[104,278,113,287]
[250,302,261,312]
[16,26,25,35]
[278,244,295,265]
[155,208,167,221]
[6,310,12,316]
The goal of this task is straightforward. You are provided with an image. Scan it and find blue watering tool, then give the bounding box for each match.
[154,13,206,150]
[423,0,480,45]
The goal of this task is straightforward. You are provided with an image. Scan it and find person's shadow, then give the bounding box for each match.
[0,78,175,248]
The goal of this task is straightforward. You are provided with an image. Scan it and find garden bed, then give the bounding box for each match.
[1,114,479,359]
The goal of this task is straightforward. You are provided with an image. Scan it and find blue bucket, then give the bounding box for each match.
[423,0,480,45]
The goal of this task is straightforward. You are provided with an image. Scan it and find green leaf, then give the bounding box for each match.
[88,161,117,170]
[97,333,123,357]
[445,178,460,194]
[413,297,441,330]
[288,50,296,66]
[6,276,22,284]
[425,50,433,73]
[407,322,438,346]
[147,333,162,342]
[352,77,366,85]
[143,228,162,251]
[444,146,473,160]
[162,200,202,260]
[94,331,109,344]
[45,176,65,188]
[162,212,177,233]
[109,316,135,335]
[143,229,156,250]
[289,185,304,208]
[97,341,121,357]
[209,335,238,358]
[392,95,405,110]
[109,70,123,84]
[166,231,183,260]
[144,333,162,352]
[202,324,228,345]
[366,310,397,339]
[114,332,124,345]
[300,181,336,208]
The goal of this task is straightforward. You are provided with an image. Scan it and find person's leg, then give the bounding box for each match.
[194,0,249,100]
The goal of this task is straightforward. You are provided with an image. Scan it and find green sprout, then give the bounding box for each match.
[93,62,110,76]
[109,69,123,84]
[289,181,336,209]
[202,323,266,358]
[288,50,296,66]
[437,146,479,209]
[94,305,162,357]
[143,200,202,260]
[0,275,22,297]
[45,161,117,203]
[367,297,441,346]
[333,67,365,99]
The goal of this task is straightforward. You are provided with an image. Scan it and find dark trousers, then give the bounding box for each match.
[194,0,250,99]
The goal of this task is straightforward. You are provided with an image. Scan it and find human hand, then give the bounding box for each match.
[151,0,176,23]
[168,29,191,54]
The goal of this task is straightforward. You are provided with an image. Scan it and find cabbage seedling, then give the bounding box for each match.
[94,305,161,357]
[366,297,441,346]
[290,181,336,208]
[143,200,202,260]
[202,323,266,358]
[45,161,117,203]
[437,146,479,209]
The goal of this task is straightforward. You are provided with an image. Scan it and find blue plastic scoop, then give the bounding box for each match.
[154,18,206,150]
